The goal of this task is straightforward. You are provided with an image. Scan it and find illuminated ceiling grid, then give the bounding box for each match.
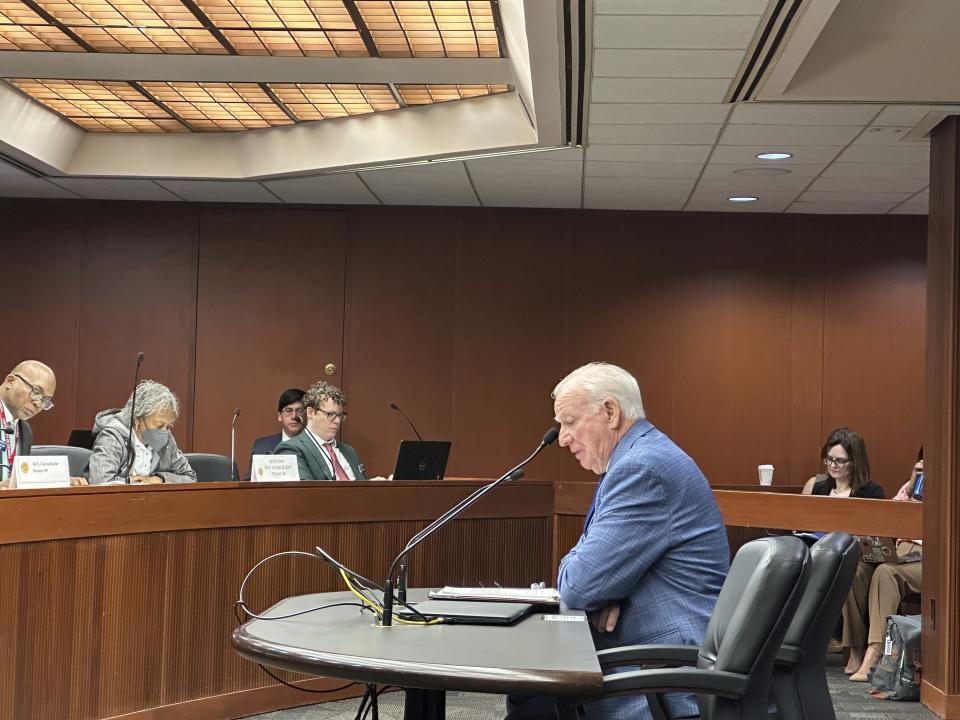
[356,1,500,58]
[0,1,80,49]
[7,79,189,131]
[6,78,513,131]
[398,82,506,104]
[270,82,398,119]
[0,0,504,56]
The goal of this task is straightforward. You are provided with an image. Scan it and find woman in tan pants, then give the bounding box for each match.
[845,454,924,680]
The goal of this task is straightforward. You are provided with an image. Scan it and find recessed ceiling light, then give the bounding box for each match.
[756,152,793,160]
[734,167,792,177]
[728,196,758,202]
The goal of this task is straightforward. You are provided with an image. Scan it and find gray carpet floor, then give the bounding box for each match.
[245,660,937,720]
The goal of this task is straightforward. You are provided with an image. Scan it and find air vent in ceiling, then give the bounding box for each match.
[727,0,805,103]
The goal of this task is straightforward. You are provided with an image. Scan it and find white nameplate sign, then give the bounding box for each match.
[251,455,300,482]
[14,456,71,488]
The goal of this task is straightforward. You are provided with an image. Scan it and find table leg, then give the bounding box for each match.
[403,688,445,720]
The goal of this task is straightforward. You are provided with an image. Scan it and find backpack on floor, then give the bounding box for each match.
[868,614,921,701]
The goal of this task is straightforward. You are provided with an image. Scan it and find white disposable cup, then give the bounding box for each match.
[758,464,774,486]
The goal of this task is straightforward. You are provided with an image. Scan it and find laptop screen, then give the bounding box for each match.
[392,440,451,480]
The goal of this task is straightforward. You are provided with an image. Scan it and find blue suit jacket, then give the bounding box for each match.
[559,419,729,720]
[246,432,282,480]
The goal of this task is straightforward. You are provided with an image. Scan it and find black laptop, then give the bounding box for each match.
[392,440,451,480]
[398,599,533,625]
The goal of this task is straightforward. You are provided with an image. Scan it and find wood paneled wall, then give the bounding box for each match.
[2,201,926,495]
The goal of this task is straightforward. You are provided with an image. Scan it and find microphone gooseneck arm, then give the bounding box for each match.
[389,402,424,441]
[230,408,241,481]
[124,352,145,483]
[380,426,559,626]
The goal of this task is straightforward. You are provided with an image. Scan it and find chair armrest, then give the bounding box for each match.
[775,644,801,666]
[602,667,749,699]
[597,644,699,668]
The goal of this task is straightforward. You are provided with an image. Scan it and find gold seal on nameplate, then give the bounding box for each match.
[257,467,263,477]
[20,461,29,474]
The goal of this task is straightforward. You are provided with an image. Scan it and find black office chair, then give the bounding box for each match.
[30,445,93,477]
[771,532,859,720]
[66,429,95,450]
[591,536,810,720]
[184,453,238,482]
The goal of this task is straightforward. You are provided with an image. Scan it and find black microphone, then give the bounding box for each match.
[389,402,423,441]
[0,427,12,434]
[230,408,241,481]
[125,352,145,483]
[380,426,559,626]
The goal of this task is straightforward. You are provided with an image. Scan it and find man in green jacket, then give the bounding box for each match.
[274,380,384,481]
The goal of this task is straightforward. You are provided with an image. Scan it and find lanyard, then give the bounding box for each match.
[0,403,19,482]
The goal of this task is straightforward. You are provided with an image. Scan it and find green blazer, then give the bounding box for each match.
[273,431,366,481]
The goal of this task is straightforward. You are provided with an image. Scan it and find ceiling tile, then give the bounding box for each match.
[872,105,960,126]
[694,176,811,198]
[48,178,181,201]
[799,190,913,204]
[156,180,281,203]
[594,15,761,49]
[700,163,825,180]
[788,202,899,215]
[729,103,878,126]
[264,174,379,204]
[583,189,686,211]
[852,126,928,146]
[585,177,696,195]
[586,161,703,179]
[593,49,744,78]
[586,145,713,163]
[595,0,768,14]
[821,163,929,180]
[686,197,792,212]
[589,124,721,145]
[589,103,729,124]
[471,174,582,208]
[709,146,842,164]
[835,145,930,164]
[891,193,929,214]
[360,163,479,206]
[467,149,583,176]
[591,78,730,103]
[807,176,927,194]
[719,125,863,146]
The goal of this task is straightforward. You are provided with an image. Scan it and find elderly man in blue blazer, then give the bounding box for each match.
[511,362,729,720]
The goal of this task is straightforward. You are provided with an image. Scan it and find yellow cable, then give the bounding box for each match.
[338,569,443,625]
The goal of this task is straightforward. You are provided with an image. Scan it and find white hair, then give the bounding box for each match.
[552,362,645,421]
[114,380,180,426]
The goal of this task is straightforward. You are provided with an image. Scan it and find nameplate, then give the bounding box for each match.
[251,455,300,482]
[14,456,71,488]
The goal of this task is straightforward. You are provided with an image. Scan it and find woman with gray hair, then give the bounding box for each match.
[87,380,196,484]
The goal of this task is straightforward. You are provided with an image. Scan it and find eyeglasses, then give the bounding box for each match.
[823,456,851,468]
[14,374,55,411]
[313,408,347,422]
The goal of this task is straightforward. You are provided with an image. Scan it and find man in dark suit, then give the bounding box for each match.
[245,388,305,479]
[274,381,385,481]
[0,360,56,485]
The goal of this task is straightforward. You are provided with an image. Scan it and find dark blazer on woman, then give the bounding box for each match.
[811,474,885,498]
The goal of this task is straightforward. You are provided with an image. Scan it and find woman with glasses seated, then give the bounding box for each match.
[87,380,197,484]
[802,427,884,499]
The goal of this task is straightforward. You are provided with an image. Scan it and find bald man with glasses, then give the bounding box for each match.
[0,360,87,487]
